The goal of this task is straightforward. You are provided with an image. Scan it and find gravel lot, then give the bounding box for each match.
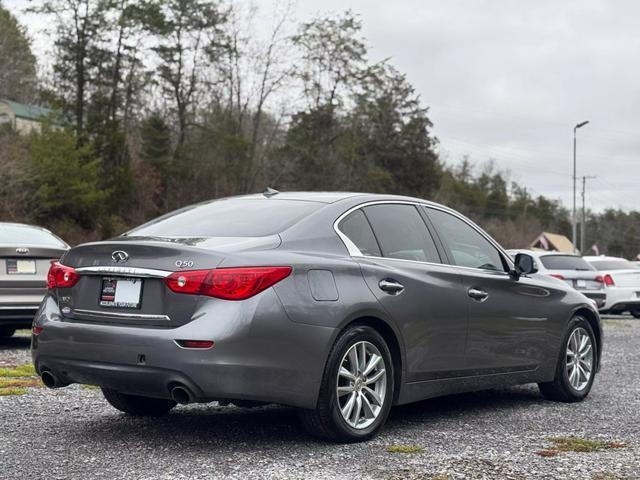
[1,317,638,480]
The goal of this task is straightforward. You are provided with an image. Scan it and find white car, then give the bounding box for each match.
[584,255,640,317]
[508,250,606,308]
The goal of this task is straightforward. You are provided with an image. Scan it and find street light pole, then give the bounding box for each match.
[581,175,596,254]
[572,120,589,253]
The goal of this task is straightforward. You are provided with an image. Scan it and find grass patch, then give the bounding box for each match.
[82,384,100,390]
[592,474,626,480]
[0,378,41,389]
[536,437,626,457]
[15,329,31,336]
[602,320,632,329]
[0,387,28,396]
[0,364,36,377]
[386,445,425,454]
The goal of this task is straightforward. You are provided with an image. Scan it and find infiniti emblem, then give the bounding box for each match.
[16,247,30,255]
[111,250,129,263]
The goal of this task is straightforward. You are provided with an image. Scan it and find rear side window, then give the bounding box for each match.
[589,259,633,271]
[540,255,594,271]
[426,208,505,272]
[338,209,381,257]
[0,225,67,247]
[127,199,323,237]
[363,204,441,263]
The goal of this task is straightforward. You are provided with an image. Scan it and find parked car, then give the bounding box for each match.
[0,223,69,337]
[32,193,602,442]
[507,250,606,309]
[584,255,640,317]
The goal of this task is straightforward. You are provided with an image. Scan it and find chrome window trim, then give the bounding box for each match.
[333,200,514,274]
[72,308,171,322]
[75,266,172,278]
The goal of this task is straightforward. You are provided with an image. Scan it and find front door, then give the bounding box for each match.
[425,207,552,373]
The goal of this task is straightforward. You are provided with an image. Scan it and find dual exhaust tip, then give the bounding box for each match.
[41,370,194,405]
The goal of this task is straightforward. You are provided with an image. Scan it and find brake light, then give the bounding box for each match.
[549,274,565,280]
[47,261,79,289]
[164,266,292,300]
[595,275,604,284]
[603,274,615,286]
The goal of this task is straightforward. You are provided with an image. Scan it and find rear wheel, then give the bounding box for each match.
[538,316,597,402]
[102,388,177,416]
[0,327,16,338]
[299,325,394,443]
[630,310,640,319]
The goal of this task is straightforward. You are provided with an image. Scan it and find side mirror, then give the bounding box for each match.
[511,253,538,279]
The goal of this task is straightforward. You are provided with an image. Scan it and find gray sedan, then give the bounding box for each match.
[0,223,68,337]
[32,193,601,442]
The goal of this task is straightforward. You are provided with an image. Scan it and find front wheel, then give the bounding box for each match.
[538,316,597,402]
[102,388,177,416]
[299,325,394,443]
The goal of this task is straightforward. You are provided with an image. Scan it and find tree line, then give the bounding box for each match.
[0,0,637,258]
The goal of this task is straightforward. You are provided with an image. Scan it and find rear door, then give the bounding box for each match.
[339,203,468,381]
[425,207,555,373]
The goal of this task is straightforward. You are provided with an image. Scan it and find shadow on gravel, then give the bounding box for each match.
[0,335,30,351]
[70,387,544,447]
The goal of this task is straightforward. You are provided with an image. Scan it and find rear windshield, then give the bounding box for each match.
[589,259,634,271]
[127,198,323,237]
[0,225,67,247]
[540,255,594,271]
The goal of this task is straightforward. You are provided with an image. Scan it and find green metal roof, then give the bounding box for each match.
[0,98,53,121]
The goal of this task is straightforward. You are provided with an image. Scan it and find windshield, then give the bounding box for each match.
[540,255,594,271]
[127,198,323,238]
[0,225,67,247]
[589,259,634,271]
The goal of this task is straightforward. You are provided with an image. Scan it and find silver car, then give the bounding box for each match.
[0,223,69,337]
[507,249,606,309]
[32,193,602,442]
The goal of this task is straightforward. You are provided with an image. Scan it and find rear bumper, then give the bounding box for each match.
[579,291,606,309]
[600,287,640,313]
[31,293,334,409]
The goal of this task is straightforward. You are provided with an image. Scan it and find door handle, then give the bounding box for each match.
[468,287,489,302]
[379,279,405,295]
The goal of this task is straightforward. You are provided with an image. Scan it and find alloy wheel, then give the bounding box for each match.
[336,340,387,429]
[565,327,594,391]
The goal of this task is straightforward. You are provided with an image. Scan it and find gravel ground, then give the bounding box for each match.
[1,317,638,480]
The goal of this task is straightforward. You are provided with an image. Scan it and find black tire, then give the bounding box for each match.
[0,327,16,338]
[299,325,394,443]
[102,388,177,416]
[538,316,597,402]
[630,310,640,319]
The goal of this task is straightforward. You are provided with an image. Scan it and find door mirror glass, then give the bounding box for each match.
[514,253,538,276]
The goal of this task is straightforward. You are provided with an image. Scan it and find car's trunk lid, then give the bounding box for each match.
[607,269,640,288]
[57,236,279,327]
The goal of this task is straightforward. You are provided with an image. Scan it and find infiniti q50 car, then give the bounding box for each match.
[32,192,602,442]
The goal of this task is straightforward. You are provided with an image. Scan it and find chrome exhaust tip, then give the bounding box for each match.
[170,385,192,405]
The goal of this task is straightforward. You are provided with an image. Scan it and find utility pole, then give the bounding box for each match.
[572,121,590,253]
[580,175,596,254]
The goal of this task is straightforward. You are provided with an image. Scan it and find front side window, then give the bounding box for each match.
[338,209,381,257]
[426,208,505,272]
[363,204,441,263]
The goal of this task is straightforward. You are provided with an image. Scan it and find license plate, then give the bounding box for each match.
[576,279,586,288]
[6,259,36,275]
[99,277,142,309]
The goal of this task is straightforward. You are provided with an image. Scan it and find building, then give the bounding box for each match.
[0,98,54,135]
[530,232,576,254]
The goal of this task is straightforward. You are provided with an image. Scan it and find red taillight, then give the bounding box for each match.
[32,326,43,335]
[549,274,565,280]
[164,266,292,300]
[595,275,604,284]
[603,274,615,286]
[47,261,79,289]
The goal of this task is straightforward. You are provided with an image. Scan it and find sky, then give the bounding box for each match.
[6,0,640,212]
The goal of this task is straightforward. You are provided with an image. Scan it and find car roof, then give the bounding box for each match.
[506,249,579,258]
[583,255,627,261]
